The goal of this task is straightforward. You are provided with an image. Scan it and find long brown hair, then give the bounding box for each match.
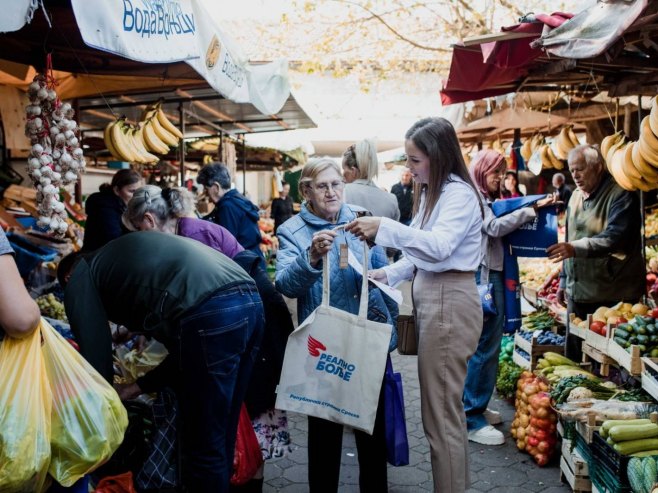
[406,117,482,226]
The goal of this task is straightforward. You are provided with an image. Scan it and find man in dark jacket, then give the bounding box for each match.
[552,172,572,214]
[59,232,264,493]
[548,145,645,319]
[197,163,265,263]
[390,169,413,225]
[270,181,295,232]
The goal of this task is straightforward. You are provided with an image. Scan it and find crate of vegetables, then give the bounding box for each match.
[641,357,658,402]
[514,329,565,371]
[586,316,612,353]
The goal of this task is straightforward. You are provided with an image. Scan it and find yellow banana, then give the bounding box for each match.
[606,137,626,173]
[601,131,623,160]
[142,120,170,154]
[540,144,553,169]
[555,127,572,160]
[157,107,183,139]
[104,121,124,161]
[621,142,642,181]
[122,124,151,165]
[610,147,636,191]
[632,139,658,184]
[547,146,564,170]
[650,97,658,137]
[130,126,159,164]
[521,139,532,161]
[149,115,178,147]
[639,115,658,166]
[567,126,580,148]
[111,120,139,162]
[531,134,544,152]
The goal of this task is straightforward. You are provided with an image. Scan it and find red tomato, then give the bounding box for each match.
[600,326,607,336]
[650,308,658,319]
[590,321,605,335]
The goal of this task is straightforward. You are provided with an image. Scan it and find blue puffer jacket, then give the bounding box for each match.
[276,202,398,351]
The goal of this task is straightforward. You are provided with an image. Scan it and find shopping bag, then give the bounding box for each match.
[0,326,51,493]
[230,404,264,486]
[384,356,409,467]
[114,339,168,383]
[40,319,129,487]
[94,472,137,493]
[275,242,391,434]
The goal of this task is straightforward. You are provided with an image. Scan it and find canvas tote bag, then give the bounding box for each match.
[275,242,391,434]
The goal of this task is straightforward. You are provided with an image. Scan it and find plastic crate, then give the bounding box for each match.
[590,460,632,493]
[6,233,57,277]
[591,432,631,487]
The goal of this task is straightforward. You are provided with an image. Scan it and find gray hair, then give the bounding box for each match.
[196,162,231,190]
[123,185,196,231]
[567,144,604,169]
[299,158,343,196]
[552,172,565,184]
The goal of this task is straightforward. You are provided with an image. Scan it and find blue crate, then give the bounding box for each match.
[6,233,57,277]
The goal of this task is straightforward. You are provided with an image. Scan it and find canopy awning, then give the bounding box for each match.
[0,0,290,115]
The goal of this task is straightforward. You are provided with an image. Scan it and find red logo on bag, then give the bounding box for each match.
[505,279,518,292]
[308,335,326,357]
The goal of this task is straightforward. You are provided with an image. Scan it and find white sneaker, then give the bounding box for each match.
[484,408,503,425]
[468,425,505,445]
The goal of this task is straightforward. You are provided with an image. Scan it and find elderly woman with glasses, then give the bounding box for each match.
[275,157,398,493]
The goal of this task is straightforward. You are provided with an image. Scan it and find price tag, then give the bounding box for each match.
[339,242,348,269]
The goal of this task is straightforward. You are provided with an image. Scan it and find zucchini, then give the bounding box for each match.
[601,419,652,437]
[616,328,631,340]
[630,450,658,457]
[639,326,649,335]
[609,423,658,442]
[647,324,657,335]
[637,335,650,345]
[614,336,629,347]
[614,438,658,455]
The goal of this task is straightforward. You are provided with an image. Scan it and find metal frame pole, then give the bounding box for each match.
[179,102,186,187]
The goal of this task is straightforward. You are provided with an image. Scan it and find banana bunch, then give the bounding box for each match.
[489,137,505,155]
[521,134,544,161]
[603,97,658,192]
[553,125,580,160]
[539,143,564,170]
[104,118,159,165]
[104,103,183,164]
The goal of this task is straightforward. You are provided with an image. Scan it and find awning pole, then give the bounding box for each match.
[242,135,247,195]
[179,102,186,186]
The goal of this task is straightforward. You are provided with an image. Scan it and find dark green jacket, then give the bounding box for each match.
[563,174,644,304]
[64,231,253,381]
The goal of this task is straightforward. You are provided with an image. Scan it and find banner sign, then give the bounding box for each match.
[71,0,199,63]
[71,0,291,115]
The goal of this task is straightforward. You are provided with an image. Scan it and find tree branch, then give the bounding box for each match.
[330,0,450,52]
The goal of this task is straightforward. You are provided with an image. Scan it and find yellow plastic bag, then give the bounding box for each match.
[40,319,128,486]
[0,326,51,493]
[114,339,168,383]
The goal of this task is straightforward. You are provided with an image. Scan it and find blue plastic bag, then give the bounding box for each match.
[503,251,522,333]
[384,355,409,466]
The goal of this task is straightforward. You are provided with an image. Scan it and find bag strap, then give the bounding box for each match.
[480,235,491,285]
[321,240,369,321]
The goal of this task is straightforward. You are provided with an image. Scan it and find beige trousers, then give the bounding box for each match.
[413,270,483,493]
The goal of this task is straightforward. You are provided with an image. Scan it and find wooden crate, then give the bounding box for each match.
[560,455,592,492]
[581,343,615,377]
[562,438,590,477]
[512,349,531,370]
[514,332,564,370]
[607,335,643,375]
[522,285,539,307]
[584,319,611,352]
[575,412,600,444]
[569,313,588,340]
[642,358,658,401]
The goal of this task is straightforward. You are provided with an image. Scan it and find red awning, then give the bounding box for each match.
[440,13,573,106]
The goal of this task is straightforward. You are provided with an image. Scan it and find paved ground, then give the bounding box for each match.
[262,351,571,492]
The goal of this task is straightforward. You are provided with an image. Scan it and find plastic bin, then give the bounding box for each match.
[6,233,57,277]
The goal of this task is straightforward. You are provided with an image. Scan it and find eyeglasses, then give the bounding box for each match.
[312,181,345,194]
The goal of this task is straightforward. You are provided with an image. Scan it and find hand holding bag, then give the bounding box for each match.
[384,355,409,466]
[275,242,392,434]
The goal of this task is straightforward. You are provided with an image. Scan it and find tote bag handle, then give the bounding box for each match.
[321,240,369,321]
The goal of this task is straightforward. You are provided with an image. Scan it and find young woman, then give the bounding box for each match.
[464,150,554,446]
[346,117,484,493]
[501,170,524,198]
[82,169,142,252]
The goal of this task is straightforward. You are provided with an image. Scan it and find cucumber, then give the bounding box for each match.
[647,324,657,335]
[639,326,649,335]
[637,335,650,345]
[601,419,652,437]
[615,328,631,339]
[614,438,658,455]
[609,423,658,442]
[614,337,629,347]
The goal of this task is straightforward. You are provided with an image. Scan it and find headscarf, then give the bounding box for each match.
[469,150,506,200]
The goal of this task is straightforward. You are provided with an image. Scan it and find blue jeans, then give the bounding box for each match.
[463,269,505,432]
[177,284,264,492]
